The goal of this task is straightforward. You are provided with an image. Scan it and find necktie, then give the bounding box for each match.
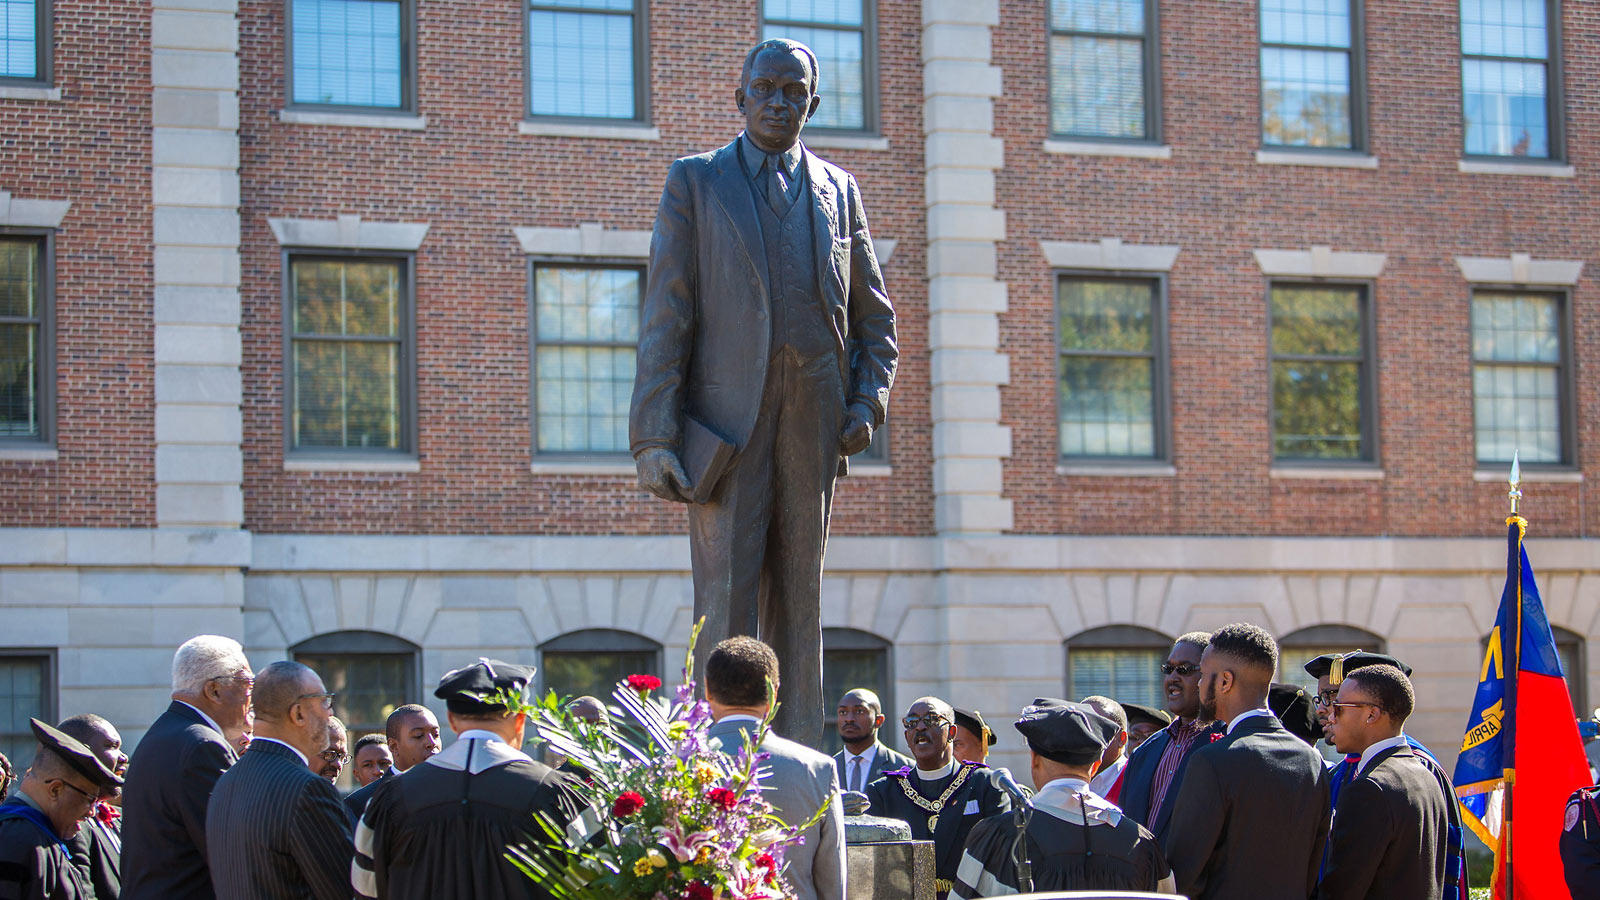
[851,756,864,792]
[765,153,791,215]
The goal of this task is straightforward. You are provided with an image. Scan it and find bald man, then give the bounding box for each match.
[833,688,911,793]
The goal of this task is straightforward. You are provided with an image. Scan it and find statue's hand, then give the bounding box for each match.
[635,447,694,503]
[840,790,871,816]
[838,402,875,457]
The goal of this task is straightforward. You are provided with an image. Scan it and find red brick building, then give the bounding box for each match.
[1,0,1594,773]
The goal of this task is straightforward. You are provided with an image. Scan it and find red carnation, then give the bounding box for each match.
[1210,732,1224,743]
[612,791,646,818]
[707,787,738,810]
[626,674,663,692]
[755,853,777,878]
[683,882,715,900]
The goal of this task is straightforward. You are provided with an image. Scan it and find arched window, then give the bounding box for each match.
[1065,625,1171,708]
[293,631,420,775]
[538,629,663,703]
[0,650,54,771]
[1277,624,1386,695]
[823,628,893,757]
[1553,626,1587,714]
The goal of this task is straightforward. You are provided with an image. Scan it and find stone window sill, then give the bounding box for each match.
[0,84,60,101]
[848,462,893,477]
[278,109,427,130]
[1474,468,1582,483]
[804,133,890,151]
[1256,149,1378,169]
[1458,159,1575,178]
[1270,466,1384,480]
[0,446,59,462]
[528,458,637,476]
[518,119,660,141]
[1056,463,1177,477]
[1043,139,1172,160]
[284,457,420,473]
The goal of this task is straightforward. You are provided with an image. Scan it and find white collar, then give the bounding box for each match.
[1033,777,1123,826]
[846,743,880,767]
[252,736,308,765]
[1356,734,1408,776]
[176,700,225,737]
[1089,754,1127,793]
[915,758,958,781]
[714,714,763,727]
[425,731,531,775]
[1226,707,1273,734]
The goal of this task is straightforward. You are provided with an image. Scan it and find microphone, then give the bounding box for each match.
[988,767,1033,805]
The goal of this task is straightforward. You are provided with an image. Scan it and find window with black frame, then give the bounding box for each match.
[762,0,872,133]
[0,653,52,774]
[0,234,50,446]
[526,0,643,121]
[540,630,662,703]
[288,0,411,110]
[1460,0,1558,159]
[1269,283,1373,462]
[1260,0,1360,150]
[1048,0,1156,142]
[1065,625,1169,709]
[1056,276,1164,460]
[1471,290,1567,464]
[531,264,641,455]
[0,0,49,84]
[822,628,892,757]
[1278,624,1386,762]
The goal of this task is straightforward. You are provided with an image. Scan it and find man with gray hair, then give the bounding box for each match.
[1082,695,1129,799]
[122,635,253,900]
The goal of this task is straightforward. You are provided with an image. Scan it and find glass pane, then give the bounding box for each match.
[1068,648,1163,708]
[0,322,39,438]
[292,260,345,335]
[528,9,636,119]
[343,342,401,449]
[761,24,864,131]
[0,0,38,80]
[0,238,38,318]
[1276,644,1346,761]
[0,657,47,775]
[535,346,635,452]
[1261,0,1351,48]
[294,258,401,338]
[534,0,633,10]
[1472,293,1559,363]
[1261,47,1352,148]
[764,0,862,27]
[1059,356,1155,458]
[543,650,657,703]
[292,341,343,448]
[1050,34,1145,139]
[291,0,404,108]
[1463,58,1548,157]
[296,652,412,738]
[1050,0,1143,35]
[1058,279,1154,352]
[1460,0,1547,59]
[1273,359,1363,459]
[1473,364,1560,462]
[1271,286,1362,357]
[822,646,888,756]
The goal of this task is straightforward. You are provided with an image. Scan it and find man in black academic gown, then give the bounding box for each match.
[58,714,130,900]
[352,660,594,900]
[0,718,123,900]
[861,697,1009,898]
[951,698,1174,897]
[1319,665,1456,900]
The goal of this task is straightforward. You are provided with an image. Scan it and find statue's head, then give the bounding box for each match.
[735,39,821,154]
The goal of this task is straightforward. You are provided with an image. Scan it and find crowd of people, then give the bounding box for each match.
[0,626,1595,899]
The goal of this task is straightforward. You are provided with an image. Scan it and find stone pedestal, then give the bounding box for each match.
[845,816,934,900]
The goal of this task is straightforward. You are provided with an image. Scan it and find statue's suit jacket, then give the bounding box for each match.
[629,137,897,474]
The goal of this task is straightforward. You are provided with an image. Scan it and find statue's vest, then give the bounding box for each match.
[752,169,835,363]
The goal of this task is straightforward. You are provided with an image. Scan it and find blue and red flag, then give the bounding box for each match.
[1454,515,1590,899]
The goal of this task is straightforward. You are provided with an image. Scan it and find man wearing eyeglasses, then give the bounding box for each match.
[0,718,123,900]
[316,717,349,784]
[1117,631,1218,844]
[1318,664,1457,900]
[123,634,254,900]
[862,697,1010,899]
[206,661,354,900]
[59,714,130,900]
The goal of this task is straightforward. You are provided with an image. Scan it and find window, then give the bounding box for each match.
[1260,0,1361,149]
[540,629,662,702]
[1461,0,1559,158]
[1048,0,1157,141]
[0,653,54,774]
[1065,625,1169,708]
[1554,626,1585,714]
[0,234,51,445]
[526,0,644,121]
[1269,284,1374,461]
[1278,624,1384,761]
[822,628,891,756]
[1056,276,1165,459]
[762,0,872,132]
[288,0,411,110]
[1471,290,1568,464]
[285,254,414,456]
[0,0,47,83]
[531,264,640,454]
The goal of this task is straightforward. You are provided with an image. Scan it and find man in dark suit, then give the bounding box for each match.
[834,688,912,792]
[705,638,844,900]
[1163,623,1330,900]
[206,661,352,900]
[1118,631,1216,843]
[629,38,897,747]
[58,714,129,900]
[122,635,253,900]
[1319,664,1455,900]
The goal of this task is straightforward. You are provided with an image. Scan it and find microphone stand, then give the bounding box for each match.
[1010,799,1034,894]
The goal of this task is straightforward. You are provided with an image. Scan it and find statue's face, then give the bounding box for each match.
[736,47,820,154]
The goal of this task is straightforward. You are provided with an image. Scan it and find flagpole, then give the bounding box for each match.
[1503,453,1523,900]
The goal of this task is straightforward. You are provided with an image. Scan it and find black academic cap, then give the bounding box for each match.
[1014,698,1119,766]
[1121,701,1173,730]
[433,658,536,716]
[1302,650,1413,684]
[30,718,122,792]
[1268,684,1321,747]
[953,707,997,747]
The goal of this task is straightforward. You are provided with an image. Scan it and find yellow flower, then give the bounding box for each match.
[694,846,713,865]
[633,857,655,877]
[668,721,689,740]
[695,763,717,784]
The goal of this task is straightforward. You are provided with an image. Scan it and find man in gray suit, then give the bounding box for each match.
[833,688,912,792]
[205,662,353,900]
[705,637,845,900]
[630,39,898,748]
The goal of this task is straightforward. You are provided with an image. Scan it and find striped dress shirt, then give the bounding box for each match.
[1146,717,1208,823]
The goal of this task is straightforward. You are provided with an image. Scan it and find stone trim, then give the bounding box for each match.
[527,459,637,475]
[1458,159,1575,178]
[1269,465,1385,480]
[875,239,897,265]
[0,527,251,567]
[804,133,890,151]
[283,457,421,473]
[268,215,429,251]
[0,85,61,101]
[1255,149,1378,169]
[0,192,70,228]
[1042,139,1172,160]
[277,109,427,130]
[1473,468,1582,483]
[1253,245,1386,279]
[1056,463,1177,477]
[517,120,660,141]
[1040,238,1180,272]
[513,223,650,259]
[0,447,60,462]
[1454,253,1583,286]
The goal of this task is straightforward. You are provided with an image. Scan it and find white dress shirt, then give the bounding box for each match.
[1355,734,1409,776]
[1226,707,1273,734]
[844,743,880,792]
[251,736,307,765]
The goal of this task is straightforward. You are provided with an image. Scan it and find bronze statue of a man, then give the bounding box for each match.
[629,39,897,747]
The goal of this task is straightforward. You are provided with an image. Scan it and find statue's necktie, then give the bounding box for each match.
[765,153,792,215]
